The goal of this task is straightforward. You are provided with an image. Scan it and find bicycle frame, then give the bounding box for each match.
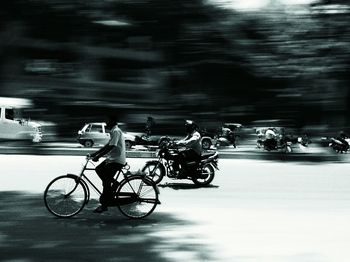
[68,158,153,204]
[44,156,160,219]
[66,159,128,200]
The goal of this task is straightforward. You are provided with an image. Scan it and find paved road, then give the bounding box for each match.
[1,155,350,261]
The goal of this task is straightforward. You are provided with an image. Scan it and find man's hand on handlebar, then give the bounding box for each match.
[174,141,188,150]
[86,153,99,162]
[175,140,184,146]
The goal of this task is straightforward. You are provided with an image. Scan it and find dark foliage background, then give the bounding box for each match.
[0,0,349,136]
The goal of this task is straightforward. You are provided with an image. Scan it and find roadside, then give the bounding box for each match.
[0,141,346,162]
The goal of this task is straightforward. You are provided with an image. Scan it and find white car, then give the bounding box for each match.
[77,122,136,149]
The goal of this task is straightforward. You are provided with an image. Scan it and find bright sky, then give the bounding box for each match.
[208,0,320,11]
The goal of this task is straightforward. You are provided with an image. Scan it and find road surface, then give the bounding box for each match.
[0,155,350,261]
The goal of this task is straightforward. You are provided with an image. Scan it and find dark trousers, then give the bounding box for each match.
[95,160,124,206]
[264,138,277,150]
[181,149,201,163]
[173,149,201,172]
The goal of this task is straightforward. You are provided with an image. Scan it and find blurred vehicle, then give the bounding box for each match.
[329,137,350,153]
[255,127,292,153]
[142,139,219,186]
[137,131,215,150]
[255,127,310,153]
[199,129,216,150]
[320,136,332,147]
[135,121,216,150]
[77,122,136,149]
[215,123,242,148]
[134,134,176,147]
[328,132,350,153]
[0,97,42,143]
[199,123,242,149]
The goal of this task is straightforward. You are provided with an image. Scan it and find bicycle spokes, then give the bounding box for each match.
[117,176,159,219]
[44,176,87,218]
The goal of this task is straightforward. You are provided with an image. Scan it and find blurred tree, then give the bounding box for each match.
[0,0,349,131]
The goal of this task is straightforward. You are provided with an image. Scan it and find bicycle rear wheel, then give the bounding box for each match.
[44,175,87,218]
[116,175,159,219]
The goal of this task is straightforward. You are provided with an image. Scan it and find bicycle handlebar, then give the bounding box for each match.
[86,153,93,160]
[85,154,130,171]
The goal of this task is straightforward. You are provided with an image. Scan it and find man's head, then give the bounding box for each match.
[185,120,197,134]
[106,115,119,130]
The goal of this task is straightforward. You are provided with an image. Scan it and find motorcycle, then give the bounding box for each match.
[257,136,293,153]
[142,140,219,186]
[329,137,350,153]
[257,134,311,153]
[215,132,237,148]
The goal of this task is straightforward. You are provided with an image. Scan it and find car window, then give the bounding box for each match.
[5,108,15,120]
[85,124,92,132]
[90,124,103,133]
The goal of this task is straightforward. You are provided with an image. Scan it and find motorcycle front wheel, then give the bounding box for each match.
[192,163,215,186]
[142,162,165,184]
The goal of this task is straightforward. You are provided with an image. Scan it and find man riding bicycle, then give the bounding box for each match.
[90,116,126,213]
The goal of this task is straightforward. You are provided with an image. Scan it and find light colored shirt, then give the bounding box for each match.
[265,129,277,140]
[106,125,126,165]
[221,127,231,136]
[178,130,202,155]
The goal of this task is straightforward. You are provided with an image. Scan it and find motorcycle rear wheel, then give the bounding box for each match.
[192,164,215,186]
[142,162,165,184]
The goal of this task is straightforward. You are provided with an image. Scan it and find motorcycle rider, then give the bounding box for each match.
[264,127,278,150]
[221,124,236,148]
[336,131,349,151]
[174,120,202,177]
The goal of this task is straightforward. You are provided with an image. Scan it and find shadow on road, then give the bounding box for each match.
[159,183,219,190]
[0,191,215,262]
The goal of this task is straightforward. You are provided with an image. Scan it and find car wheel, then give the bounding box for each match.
[125,140,132,150]
[202,139,212,150]
[83,140,93,147]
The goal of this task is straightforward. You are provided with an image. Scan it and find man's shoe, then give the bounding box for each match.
[93,205,108,213]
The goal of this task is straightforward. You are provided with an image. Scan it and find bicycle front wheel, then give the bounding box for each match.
[117,175,159,219]
[44,175,87,218]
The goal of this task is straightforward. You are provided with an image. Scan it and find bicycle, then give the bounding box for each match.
[44,155,160,219]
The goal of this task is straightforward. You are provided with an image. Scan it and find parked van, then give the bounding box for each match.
[0,97,42,142]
